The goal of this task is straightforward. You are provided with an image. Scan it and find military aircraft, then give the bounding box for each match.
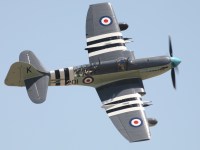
[5,2,181,142]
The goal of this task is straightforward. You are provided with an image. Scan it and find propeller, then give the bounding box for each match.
[169,36,180,89]
[169,36,173,57]
[171,67,176,89]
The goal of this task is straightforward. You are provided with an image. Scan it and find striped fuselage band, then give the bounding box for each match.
[50,67,74,86]
[86,32,127,57]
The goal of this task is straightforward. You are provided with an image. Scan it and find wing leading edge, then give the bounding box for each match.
[96,79,151,142]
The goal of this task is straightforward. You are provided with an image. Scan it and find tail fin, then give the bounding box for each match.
[5,50,49,104]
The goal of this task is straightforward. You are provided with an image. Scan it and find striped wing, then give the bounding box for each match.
[96,79,151,142]
[86,3,133,63]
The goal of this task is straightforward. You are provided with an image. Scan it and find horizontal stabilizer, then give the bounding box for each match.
[25,75,49,104]
[19,50,47,72]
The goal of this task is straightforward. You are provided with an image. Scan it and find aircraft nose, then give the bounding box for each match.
[170,57,181,68]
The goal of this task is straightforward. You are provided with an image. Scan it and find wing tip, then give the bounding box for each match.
[90,2,111,7]
[128,138,150,143]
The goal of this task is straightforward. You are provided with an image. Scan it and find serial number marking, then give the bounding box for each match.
[65,79,78,85]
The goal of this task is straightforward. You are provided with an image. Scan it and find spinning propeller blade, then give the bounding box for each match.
[169,36,180,89]
[171,68,176,89]
[169,36,173,57]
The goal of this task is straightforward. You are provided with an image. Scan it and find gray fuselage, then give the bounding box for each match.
[49,55,172,88]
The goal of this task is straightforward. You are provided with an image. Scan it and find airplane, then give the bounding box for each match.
[5,2,181,142]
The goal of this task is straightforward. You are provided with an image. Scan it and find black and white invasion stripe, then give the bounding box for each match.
[50,67,74,86]
[102,93,144,117]
[86,32,127,57]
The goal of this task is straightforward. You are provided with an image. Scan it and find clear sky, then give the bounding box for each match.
[1,0,200,150]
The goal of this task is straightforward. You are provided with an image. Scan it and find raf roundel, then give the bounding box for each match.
[100,16,112,26]
[83,76,94,84]
[129,118,143,127]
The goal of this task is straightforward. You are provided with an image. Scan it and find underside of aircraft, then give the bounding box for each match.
[5,2,181,142]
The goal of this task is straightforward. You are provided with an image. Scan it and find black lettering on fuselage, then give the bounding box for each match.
[65,79,78,85]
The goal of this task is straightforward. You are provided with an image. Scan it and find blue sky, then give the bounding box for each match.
[1,0,200,149]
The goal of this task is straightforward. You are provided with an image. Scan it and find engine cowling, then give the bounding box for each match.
[148,118,158,127]
[119,23,129,31]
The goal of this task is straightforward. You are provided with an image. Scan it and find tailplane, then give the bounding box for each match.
[5,51,49,104]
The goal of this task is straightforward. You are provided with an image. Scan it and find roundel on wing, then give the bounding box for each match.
[129,118,143,127]
[83,76,94,84]
[99,16,113,26]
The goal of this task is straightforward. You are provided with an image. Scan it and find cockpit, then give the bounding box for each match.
[116,57,128,71]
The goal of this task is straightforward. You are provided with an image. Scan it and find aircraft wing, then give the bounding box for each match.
[96,78,151,142]
[85,3,135,64]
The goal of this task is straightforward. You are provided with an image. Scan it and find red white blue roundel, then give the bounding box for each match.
[83,76,94,84]
[100,16,112,26]
[129,118,143,127]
